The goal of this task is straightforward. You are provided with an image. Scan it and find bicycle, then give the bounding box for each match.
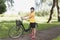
[8,17,38,39]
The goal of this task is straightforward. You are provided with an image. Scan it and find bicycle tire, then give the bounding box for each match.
[8,26,23,39]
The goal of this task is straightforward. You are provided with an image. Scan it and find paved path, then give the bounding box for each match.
[36,26,60,40]
[0,26,60,40]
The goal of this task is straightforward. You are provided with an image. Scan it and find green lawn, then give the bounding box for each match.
[53,36,60,40]
[0,21,60,40]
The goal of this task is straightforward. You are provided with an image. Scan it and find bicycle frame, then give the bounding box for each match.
[16,19,38,32]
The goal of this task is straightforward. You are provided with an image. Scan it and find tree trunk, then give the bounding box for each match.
[47,0,60,23]
[56,0,60,22]
[47,0,55,23]
[58,16,60,22]
[58,9,60,22]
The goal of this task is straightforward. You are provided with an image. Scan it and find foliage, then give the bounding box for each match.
[42,0,46,2]
[35,10,49,17]
[0,0,6,14]
[0,0,14,14]
[6,0,14,7]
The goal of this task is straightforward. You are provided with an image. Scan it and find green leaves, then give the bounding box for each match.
[0,0,14,14]
[0,0,5,3]
[0,0,6,14]
[7,0,14,7]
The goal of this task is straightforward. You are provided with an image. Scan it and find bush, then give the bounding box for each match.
[0,0,6,14]
[35,10,49,17]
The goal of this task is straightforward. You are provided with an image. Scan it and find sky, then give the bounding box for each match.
[15,0,35,12]
[5,0,55,14]
[9,0,35,12]
[5,0,36,14]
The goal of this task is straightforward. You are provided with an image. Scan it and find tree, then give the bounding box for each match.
[35,0,46,11]
[6,0,14,7]
[47,0,60,23]
[0,0,14,14]
[0,0,6,14]
[35,0,41,12]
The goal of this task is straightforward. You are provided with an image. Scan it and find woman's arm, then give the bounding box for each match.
[22,14,29,20]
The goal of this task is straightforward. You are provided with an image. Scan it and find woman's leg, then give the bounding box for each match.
[32,28,36,38]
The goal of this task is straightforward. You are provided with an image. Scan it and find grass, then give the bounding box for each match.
[53,36,60,40]
[0,21,60,39]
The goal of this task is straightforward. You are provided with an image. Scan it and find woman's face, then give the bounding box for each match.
[30,9,34,12]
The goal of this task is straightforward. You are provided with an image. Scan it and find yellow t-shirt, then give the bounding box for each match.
[29,12,35,23]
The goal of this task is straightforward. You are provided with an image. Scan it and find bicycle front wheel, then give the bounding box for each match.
[8,26,23,38]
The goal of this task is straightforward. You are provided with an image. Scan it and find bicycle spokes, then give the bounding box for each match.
[8,26,23,38]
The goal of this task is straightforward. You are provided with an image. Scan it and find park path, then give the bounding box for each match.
[0,26,60,40]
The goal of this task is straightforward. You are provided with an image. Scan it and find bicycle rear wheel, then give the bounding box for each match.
[8,26,23,38]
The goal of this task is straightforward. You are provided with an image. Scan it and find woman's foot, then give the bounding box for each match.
[28,34,35,40]
[31,35,35,40]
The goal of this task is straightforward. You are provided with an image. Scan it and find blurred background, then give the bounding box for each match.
[0,0,60,39]
[0,0,60,23]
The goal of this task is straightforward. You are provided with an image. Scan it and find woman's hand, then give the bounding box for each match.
[21,17,28,20]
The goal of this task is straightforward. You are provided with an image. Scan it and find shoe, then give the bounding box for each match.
[31,36,35,40]
[31,37,35,40]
